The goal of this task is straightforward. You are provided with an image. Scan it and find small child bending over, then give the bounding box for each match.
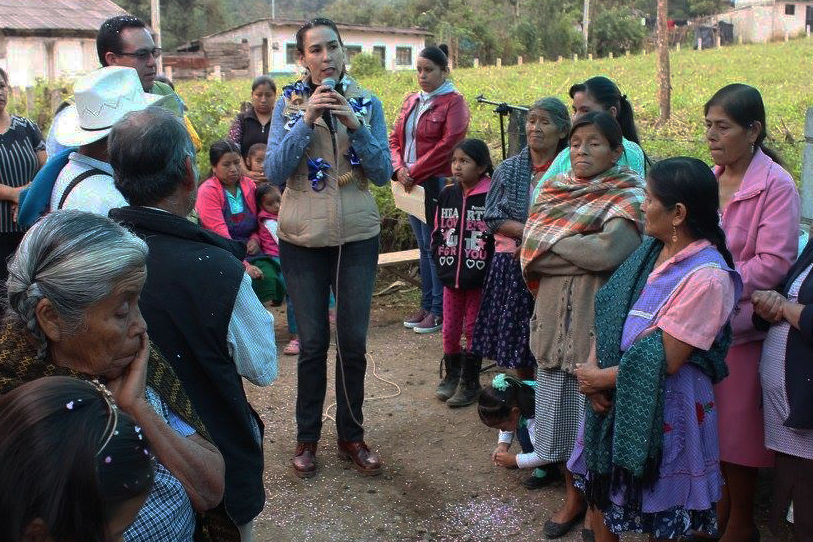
[479,374,560,489]
[431,139,494,407]
[245,142,267,184]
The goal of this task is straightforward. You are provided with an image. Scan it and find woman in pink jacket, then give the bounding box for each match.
[197,139,281,302]
[705,84,800,542]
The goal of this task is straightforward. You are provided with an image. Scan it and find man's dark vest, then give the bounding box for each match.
[110,206,266,525]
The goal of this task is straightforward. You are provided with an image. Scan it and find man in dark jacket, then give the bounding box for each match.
[108,105,277,541]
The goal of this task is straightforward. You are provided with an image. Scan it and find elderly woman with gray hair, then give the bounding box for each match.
[467,97,571,379]
[0,210,231,542]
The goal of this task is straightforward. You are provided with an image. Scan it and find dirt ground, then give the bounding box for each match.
[244,283,792,542]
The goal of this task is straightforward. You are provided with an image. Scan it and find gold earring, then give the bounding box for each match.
[671,226,678,243]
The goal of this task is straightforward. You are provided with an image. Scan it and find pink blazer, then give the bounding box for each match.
[717,148,801,344]
[196,175,260,268]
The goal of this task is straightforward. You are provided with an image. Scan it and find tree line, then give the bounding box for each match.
[115,0,733,63]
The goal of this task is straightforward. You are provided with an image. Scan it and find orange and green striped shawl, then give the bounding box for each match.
[520,165,646,286]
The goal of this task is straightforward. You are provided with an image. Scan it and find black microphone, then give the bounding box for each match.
[320,77,337,133]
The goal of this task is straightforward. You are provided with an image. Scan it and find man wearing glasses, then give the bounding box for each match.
[97,16,163,94]
[45,15,200,158]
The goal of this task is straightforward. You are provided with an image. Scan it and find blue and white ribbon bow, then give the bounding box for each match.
[284,110,304,131]
[282,80,307,99]
[346,147,361,166]
[307,158,331,191]
[348,96,372,118]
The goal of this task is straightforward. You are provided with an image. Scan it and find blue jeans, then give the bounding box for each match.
[272,256,297,335]
[409,213,443,316]
[279,235,379,442]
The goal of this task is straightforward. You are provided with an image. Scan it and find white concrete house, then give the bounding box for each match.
[709,0,813,42]
[196,19,431,76]
[0,0,128,88]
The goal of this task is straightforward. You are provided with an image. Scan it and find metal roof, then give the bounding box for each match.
[0,0,128,32]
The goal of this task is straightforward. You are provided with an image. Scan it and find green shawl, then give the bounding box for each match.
[583,237,731,506]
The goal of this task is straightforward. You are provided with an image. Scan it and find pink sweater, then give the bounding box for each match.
[196,175,260,267]
[716,148,801,344]
[257,209,280,257]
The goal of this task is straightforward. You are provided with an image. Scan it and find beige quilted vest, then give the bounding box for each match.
[277,77,380,247]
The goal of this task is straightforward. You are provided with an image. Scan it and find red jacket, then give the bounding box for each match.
[389,91,470,183]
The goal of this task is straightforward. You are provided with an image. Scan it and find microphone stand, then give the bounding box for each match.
[476,95,528,160]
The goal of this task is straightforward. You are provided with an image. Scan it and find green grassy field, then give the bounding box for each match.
[169,37,812,250]
[179,37,813,183]
[10,39,807,250]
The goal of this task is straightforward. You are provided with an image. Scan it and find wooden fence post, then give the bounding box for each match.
[25,87,35,118]
[801,108,813,224]
[496,58,501,68]
[588,53,593,61]
[539,56,544,64]
[698,37,703,50]
[517,56,523,65]
[676,42,681,52]
[609,52,613,59]
[473,58,479,68]
[49,89,61,113]
[716,35,721,48]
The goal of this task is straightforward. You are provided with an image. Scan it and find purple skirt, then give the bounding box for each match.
[568,364,723,537]
[471,253,536,369]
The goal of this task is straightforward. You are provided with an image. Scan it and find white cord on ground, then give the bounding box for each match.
[322,353,402,423]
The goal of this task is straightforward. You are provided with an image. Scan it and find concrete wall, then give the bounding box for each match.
[1,36,98,87]
[204,21,427,76]
[709,2,813,42]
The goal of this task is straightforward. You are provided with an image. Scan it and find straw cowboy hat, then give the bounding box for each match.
[54,66,162,147]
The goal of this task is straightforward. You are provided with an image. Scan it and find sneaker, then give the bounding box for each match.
[403,308,428,328]
[413,313,442,334]
[283,338,300,356]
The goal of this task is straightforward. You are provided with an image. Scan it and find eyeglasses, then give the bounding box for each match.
[117,48,162,61]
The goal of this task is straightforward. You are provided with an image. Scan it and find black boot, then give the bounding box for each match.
[435,353,462,401]
[447,352,482,407]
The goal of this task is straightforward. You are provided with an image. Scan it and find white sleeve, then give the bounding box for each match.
[226,273,278,386]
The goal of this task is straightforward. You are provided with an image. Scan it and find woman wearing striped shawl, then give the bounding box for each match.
[520,111,644,538]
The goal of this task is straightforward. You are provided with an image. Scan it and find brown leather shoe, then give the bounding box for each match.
[292,442,317,478]
[337,440,382,476]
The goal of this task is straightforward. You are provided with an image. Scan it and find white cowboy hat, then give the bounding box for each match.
[54,66,162,147]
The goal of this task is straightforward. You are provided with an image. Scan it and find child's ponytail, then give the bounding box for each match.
[478,373,535,426]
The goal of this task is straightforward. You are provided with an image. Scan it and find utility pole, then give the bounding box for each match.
[656,0,671,125]
[272,0,276,19]
[582,0,590,54]
[151,0,162,73]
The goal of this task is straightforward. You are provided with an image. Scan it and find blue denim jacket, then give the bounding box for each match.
[263,95,392,187]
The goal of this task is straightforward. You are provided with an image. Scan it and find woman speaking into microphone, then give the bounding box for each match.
[264,18,392,479]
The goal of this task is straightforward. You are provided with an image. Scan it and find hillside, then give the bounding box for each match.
[179,38,812,181]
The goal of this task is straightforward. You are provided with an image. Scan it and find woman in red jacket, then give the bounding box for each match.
[389,45,470,334]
